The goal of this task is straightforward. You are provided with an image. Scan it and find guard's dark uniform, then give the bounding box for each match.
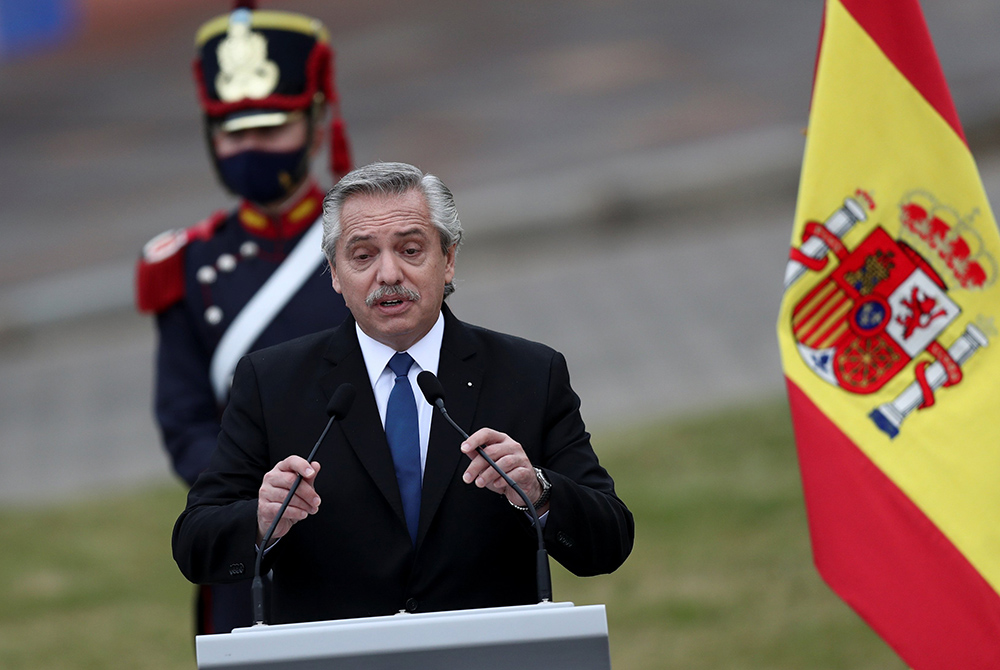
[134,4,352,635]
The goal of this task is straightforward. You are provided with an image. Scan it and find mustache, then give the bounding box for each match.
[366,284,421,307]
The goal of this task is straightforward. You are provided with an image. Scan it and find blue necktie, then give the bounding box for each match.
[385,352,421,544]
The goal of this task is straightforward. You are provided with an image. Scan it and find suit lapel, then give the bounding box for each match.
[318,308,487,546]
[318,319,407,529]
[417,306,485,544]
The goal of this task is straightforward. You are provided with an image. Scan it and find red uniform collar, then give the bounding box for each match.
[237,182,324,239]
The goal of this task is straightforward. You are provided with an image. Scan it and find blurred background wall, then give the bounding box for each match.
[1,0,999,502]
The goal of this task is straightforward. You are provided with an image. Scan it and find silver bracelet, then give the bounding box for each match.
[509,467,551,511]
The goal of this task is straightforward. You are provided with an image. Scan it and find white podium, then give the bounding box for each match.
[196,601,611,669]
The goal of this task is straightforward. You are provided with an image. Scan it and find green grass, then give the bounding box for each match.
[559,399,905,669]
[0,485,194,669]
[0,399,905,669]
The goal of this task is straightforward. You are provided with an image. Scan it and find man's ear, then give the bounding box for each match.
[444,244,457,283]
[329,261,342,294]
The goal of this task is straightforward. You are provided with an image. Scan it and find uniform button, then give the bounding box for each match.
[205,306,223,325]
[197,265,217,284]
[405,598,419,612]
[240,241,259,258]
[228,563,245,576]
[217,253,237,272]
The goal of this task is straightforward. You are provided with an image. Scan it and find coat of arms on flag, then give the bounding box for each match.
[776,0,1000,666]
[786,190,992,437]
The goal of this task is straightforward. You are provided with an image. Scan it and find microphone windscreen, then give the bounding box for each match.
[416,371,446,405]
[326,383,356,418]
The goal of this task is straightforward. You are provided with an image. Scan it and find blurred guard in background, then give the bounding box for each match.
[134,1,353,635]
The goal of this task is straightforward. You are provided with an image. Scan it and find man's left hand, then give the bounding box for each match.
[460,428,548,513]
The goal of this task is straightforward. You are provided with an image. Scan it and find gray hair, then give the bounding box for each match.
[322,161,463,297]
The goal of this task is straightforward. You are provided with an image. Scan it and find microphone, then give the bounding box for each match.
[252,382,356,626]
[416,371,552,603]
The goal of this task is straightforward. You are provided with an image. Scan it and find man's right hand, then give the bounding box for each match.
[257,456,322,547]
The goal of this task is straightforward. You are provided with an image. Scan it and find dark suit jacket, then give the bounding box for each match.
[172,305,634,624]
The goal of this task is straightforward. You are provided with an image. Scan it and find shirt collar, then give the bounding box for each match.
[356,311,445,388]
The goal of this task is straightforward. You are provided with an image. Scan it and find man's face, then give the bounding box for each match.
[330,189,456,351]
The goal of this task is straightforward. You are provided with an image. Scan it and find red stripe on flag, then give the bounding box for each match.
[838,0,965,143]
[786,378,1000,668]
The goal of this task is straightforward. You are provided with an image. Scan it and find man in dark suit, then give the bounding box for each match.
[172,161,634,624]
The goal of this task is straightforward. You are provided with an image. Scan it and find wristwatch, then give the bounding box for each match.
[510,467,552,512]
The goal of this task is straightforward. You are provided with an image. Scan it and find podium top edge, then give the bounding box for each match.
[219,601,593,636]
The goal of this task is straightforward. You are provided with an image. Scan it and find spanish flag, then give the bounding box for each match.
[777,0,1000,666]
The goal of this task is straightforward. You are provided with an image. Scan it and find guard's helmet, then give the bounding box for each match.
[193,1,352,184]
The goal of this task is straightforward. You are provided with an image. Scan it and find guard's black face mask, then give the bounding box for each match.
[216,145,308,205]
